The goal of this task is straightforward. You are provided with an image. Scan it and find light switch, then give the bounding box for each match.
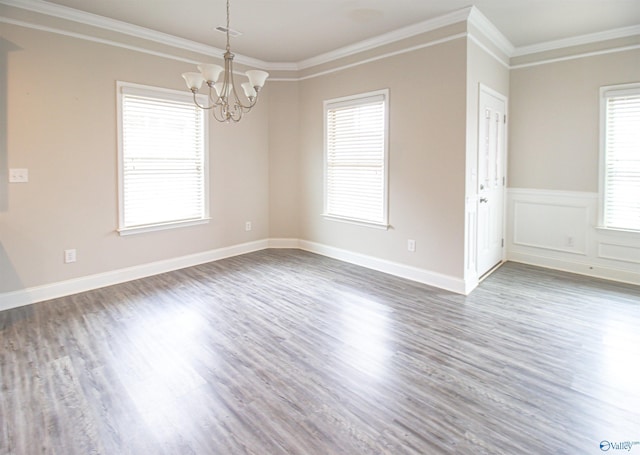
[9,168,29,183]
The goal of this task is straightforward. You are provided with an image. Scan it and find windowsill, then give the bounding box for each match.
[595,226,640,237]
[322,214,389,230]
[118,218,211,236]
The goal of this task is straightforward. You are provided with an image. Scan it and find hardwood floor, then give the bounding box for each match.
[1,249,639,455]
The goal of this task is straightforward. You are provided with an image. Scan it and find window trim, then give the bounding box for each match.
[116,81,210,236]
[322,89,390,229]
[598,82,640,233]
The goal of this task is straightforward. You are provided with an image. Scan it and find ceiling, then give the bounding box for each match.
[39,0,640,62]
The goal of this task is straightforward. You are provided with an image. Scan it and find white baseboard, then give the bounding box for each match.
[298,240,468,295]
[508,251,640,286]
[5,233,634,313]
[0,237,468,312]
[0,240,269,312]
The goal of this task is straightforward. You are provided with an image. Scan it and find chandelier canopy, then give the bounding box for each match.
[182,0,269,123]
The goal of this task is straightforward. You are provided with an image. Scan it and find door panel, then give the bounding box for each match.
[477,89,506,277]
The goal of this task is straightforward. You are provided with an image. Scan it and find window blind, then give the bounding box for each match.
[120,88,207,230]
[603,88,640,231]
[325,92,388,225]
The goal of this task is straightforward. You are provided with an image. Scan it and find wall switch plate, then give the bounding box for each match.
[407,239,416,252]
[64,249,77,263]
[245,221,252,232]
[9,168,29,183]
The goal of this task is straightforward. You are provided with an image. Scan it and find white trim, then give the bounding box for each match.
[0,16,202,64]
[0,237,469,312]
[298,33,467,81]
[467,33,510,69]
[117,218,211,236]
[4,231,637,312]
[321,215,390,231]
[508,251,640,286]
[1,0,638,75]
[298,240,468,295]
[467,6,514,57]
[512,24,640,57]
[0,240,269,312]
[598,82,640,232]
[298,7,474,70]
[0,0,271,70]
[510,44,640,70]
[508,187,599,200]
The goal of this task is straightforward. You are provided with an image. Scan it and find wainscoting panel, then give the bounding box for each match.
[507,188,640,285]
[598,240,640,264]
[513,200,589,254]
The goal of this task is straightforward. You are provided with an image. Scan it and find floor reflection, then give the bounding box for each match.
[337,289,394,378]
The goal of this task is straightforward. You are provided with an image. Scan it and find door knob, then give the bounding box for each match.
[479,197,488,203]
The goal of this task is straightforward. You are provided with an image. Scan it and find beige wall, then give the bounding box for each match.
[5,5,633,297]
[296,38,469,278]
[0,24,270,292]
[267,81,300,239]
[509,48,640,192]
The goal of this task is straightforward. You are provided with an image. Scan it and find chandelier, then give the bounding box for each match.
[181,0,269,123]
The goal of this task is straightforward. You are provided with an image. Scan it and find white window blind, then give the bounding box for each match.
[118,83,208,234]
[602,86,640,231]
[324,90,389,226]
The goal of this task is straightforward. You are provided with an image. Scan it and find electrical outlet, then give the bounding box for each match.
[407,239,416,252]
[64,249,77,264]
[245,221,252,232]
[9,168,29,183]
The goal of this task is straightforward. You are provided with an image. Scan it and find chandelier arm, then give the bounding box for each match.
[191,91,217,110]
[228,105,243,122]
[227,55,257,112]
[210,106,230,123]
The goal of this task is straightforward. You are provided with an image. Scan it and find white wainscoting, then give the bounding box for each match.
[507,188,640,285]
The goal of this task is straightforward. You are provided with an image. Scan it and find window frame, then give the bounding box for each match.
[323,89,390,229]
[116,81,210,236]
[598,82,640,233]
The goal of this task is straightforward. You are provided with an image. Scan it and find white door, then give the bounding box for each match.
[477,87,506,277]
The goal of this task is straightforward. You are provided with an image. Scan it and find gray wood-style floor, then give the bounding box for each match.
[1,250,639,455]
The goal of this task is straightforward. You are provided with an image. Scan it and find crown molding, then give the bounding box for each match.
[0,0,272,69]
[467,6,514,57]
[296,6,473,70]
[3,0,637,72]
[512,24,640,57]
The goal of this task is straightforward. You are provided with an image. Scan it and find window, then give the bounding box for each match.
[324,89,389,228]
[600,83,640,232]
[117,82,209,235]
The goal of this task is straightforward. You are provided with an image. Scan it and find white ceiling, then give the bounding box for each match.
[37,0,640,62]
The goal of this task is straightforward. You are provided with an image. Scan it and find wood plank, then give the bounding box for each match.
[1,250,639,454]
